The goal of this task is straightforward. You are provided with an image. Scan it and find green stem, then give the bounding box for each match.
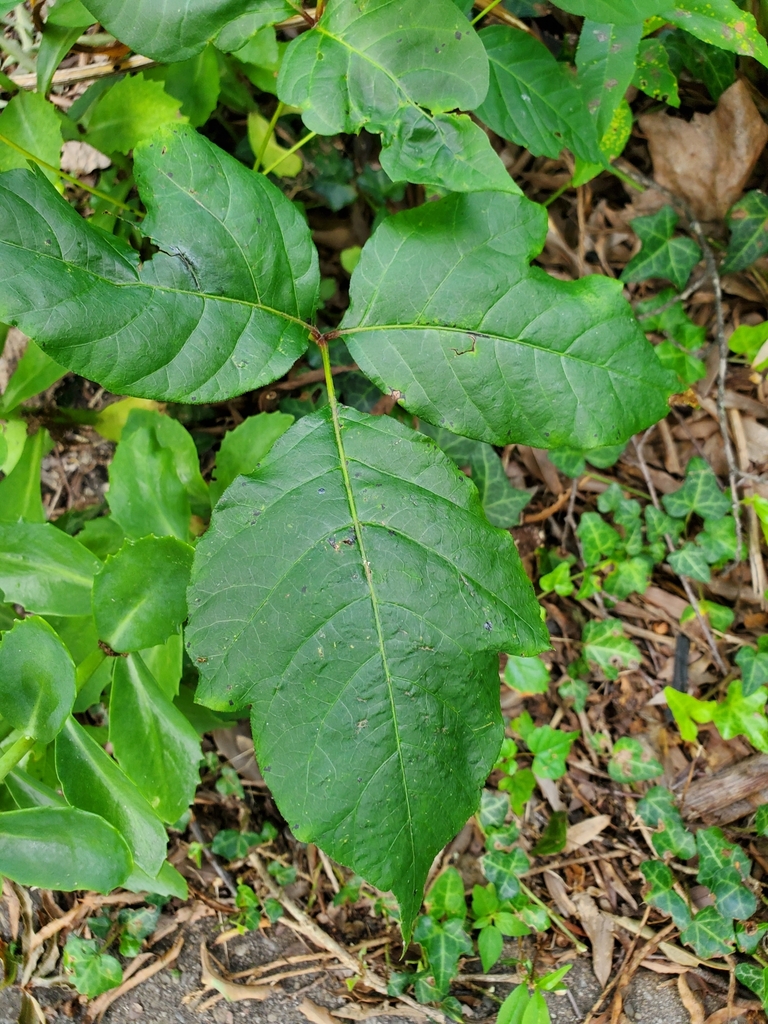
[0,131,136,212]
[607,163,645,191]
[519,881,588,953]
[76,648,107,692]
[0,734,35,784]
[254,101,284,174]
[471,0,505,23]
[544,180,572,208]
[262,130,316,177]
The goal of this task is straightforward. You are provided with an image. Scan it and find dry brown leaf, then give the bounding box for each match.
[60,141,111,177]
[742,417,768,464]
[544,870,577,918]
[703,1001,763,1024]
[199,943,270,1003]
[639,960,690,974]
[331,1003,427,1020]
[639,80,768,221]
[565,814,611,852]
[299,999,339,1024]
[573,893,614,987]
[678,974,705,1024]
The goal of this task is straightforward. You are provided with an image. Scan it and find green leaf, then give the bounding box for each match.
[663,0,768,67]
[211,829,265,860]
[637,786,696,860]
[187,406,545,936]
[723,191,768,274]
[539,560,574,597]
[710,870,756,920]
[531,810,567,856]
[504,655,550,695]
[577,21,642,143]
[0,427,53,524]
[63,936,122,998]
[0,522,101,616]
[739,645,768,697]
[477,26,602,164]
[426,867,467,921]
[93,537,194,653]
[640,861,692,928]
[728,320,768,366]
[711,680,768,752]
[756,803,768,837]
[0,806,131,892]
[680,906,735,959]
[5,767,67,809]
[558,0,669,20]
[414,916,473,995]
[735,963,768,1007]
[472,882,499,919]
[0,124,319,404]
[37,22,89,97]
[696,516,738,565]
[478,924,504,972]
[55,716,167,876]
[604,555,653,600]
[527,727,578,779]
[0,92,63,184]
[638,289,706,351]
[145,46,221,128]
[645,505,685,544]
[278,0,517,195]
[0,339,66,415]
[558,678,589,712]
[665,687,714,743]
[680,600,734,634]
[499,767,536,815]
[622,207,702,291]
[216,4,294,51]
[577,512,621,567]
[736,920,768,955]
[608,737,663,783]
[497,985,530,1024]
[478,790,510,832]
[667,543,711,583]
[110,654,201,823]
[633,38,679,105]
[662,28,735,101]
[582,619,641,680]
[210,412,294,506]
[77,517,126,562]
[0,617,75,743]
[481,849,530,899]
[343,191,674,450]
[84,73,185,156]
[663,457,731,520]
[247,111,303,177]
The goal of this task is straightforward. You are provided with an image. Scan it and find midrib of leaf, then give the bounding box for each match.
[0,552,93,589]
[318,339,417,889]
[0,238,310,331]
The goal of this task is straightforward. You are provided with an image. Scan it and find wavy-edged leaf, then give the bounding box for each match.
[0,807,131,892]
[477,26,602,164]
[680,906,734,959]
[342,191,674,450]
[557,0,669,22]
[0,124,319,404]
[0,522,101,616]
[79,0,291,62]
[663,0,768,67]
[277,0,518,194]
[187,406,546,935]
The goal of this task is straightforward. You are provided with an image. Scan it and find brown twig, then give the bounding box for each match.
[523,485,572,523]
[189,818,238,897]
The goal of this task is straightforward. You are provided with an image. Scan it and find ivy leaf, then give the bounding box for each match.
[79,0,290,61]
[426,867,467,921]
[278,0,516,195]
[729,321,768,365]
[604,555,653,600]
[539,560,574,597]
[662,458,731,520]
[637,786,696,860]
[577,21,642,143]
[662,28,735,101]
[695,517,738,565]
[621,207,702,290]
[526,726,578,779]
[735,920,768,955]
[0,617,75,743]
[645,505,685,544]
[504,656,549,695]
[711,681,768,752]
[710,870,756,920]
[633,38,679,106]
[667,542,711,583]
[187,407,546,936]
[736,643,768,698]
[62,936,122,998]
[663,0,768,67]
[608,737,663,783]
[680,906,735,959]
[477,26,602,164]
[481,849,530,899]
[577,512,621,567]
[84,74,185,156]
[0,124,320,404]
[735,963,768,1007]
[478,790,510,832]
[722,191,768,274]
[582,619,641,680]
[413,916,473,995]
[665,687,715,743]
[211,829,265,860]
[343,191,675,450]
[640,861,691,928]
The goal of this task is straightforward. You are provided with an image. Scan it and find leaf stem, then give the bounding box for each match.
[519,881,588,953]
[262,131,316,177]
[254,101,284,174]
[471,0,505,24]
[544,181,572,208]
[0,131,136,212]
[0,734,35,784]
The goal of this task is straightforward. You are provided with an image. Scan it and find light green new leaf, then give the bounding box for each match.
[582,619,641,680]
[85,73,185,156]
[711,680,768,752]
[145,46,221,128]
[663,0,768,67]
[278,0,519,195]
[637,786,696,859]
[0,617,75,743]
[79,0,290,62]
[426,867,466,921]
[93,537,194,653]
[557,0,669,21]
[0,92,63,183]
[0,125,319,404]
[0,427,53,524]
[527,726,577,779]
[63,936,122,998]
[478,924,504,972]
[608,737,663,783]
[723,191,768,274]
[110,654,202,823]
[680,906,735,959]
[187,407,546,936]
[343,191,674,450]
[55,716,167,875]
[107,426,190,542]
[662,457,731,520]
[0,807,131,892]
[210,412,294,506]
[498,985,530,1024]
[504,655,549,695]
[37,22,91,97]
[6,767,67,809]
[640,861,691,928]
[0,339,66,415]
[665,687,715,743]
[622,207,702,291]
[576,21,642,143]
[477,26,602,164]
[0,523,101,616]
[633,38,679,106]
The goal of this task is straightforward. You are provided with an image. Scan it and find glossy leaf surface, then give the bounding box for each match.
[723,191,768,274]
[621,206,702,290]
[0,523,101,616]
[342,191,674,450]
[210,411,294,506]
[0,125,319,403]
[0,617,75,742]
[187,407,546,933]
[0,807,131,892]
